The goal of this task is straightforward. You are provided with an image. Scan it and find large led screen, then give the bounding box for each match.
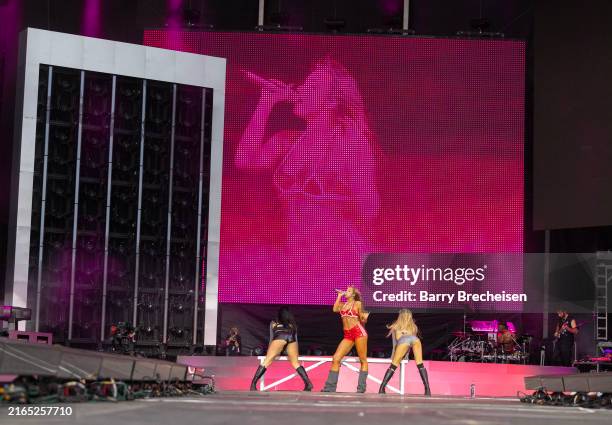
[144,31,525,308]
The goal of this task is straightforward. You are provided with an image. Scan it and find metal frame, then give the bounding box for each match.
[204,70,225,347]
[162,84,178,343]
[193,89,207,345]
[403,0,410,31]
[542,229,551,340]
[256,356,409,394]
[67,70,86,340]
[7,28,226,339]
[258,0,265,27]
[100,75,117,340]
[34,66,53,331]
[133,80,147,327]
[594,252,611,341]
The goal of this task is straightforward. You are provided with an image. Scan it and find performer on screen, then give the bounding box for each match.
[378,309,431,396]
[250,306,313,391]
[321,286,370,393]
[236,57,380,296]
[554,309,578,367]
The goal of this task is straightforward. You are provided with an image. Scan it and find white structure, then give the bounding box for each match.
[5,28,225,346]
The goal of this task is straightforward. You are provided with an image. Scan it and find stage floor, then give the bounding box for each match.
[3,392,611,425]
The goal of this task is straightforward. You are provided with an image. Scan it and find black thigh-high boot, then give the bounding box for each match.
[250,365,267,391]
[295,366,313,391]
[417,363,431,396]
[378,364,397,394]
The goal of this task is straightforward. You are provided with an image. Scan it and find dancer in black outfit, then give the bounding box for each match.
[250,306,313,391]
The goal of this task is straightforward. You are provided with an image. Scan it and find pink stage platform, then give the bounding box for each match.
[178,355,576,397]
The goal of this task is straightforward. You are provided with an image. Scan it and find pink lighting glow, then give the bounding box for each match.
[471,320,517,333]
[380,0,403,15]
[81,0,102,38]
[165,0,184,49]
[144,31,526,308]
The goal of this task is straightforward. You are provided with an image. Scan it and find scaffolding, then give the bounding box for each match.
[595,252,612,341]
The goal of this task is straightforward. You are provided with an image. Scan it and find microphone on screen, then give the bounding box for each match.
[335,289,345,295]
[242,70,294,92]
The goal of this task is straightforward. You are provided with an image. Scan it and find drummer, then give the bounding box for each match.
[497,323,515,353]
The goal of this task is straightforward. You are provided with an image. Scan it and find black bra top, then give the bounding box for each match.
[272,322,295,334]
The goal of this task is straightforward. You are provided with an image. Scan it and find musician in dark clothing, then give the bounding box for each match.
[497,323,516,354]
[554,310,578,366]
[224,326,242,356]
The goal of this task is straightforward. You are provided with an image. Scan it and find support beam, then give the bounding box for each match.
[100,75,117,341]
[133,80,147,327]
[34,66,53,331]
[67,70,86,341]
[543,229,551,339]
[162,84,178,344]
[193,89,207,345]
[403,0,410,31]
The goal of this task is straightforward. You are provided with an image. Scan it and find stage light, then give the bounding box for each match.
[174,273,188,285]
[368,0,415,35]
[324,17,345,33]
[111,298,124,307]
[82,0,102,38]
[457,17,504,38]
[255,20,302,31]
[254,0,302,32]
[366,27,415,36]
[166,0,183,29]
[170,327,185,337]
[182,7,201,27]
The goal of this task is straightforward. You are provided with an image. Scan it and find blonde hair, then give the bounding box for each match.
[278,57,379,221]
[347,285,362,302]
[311,57,375,185]
[387,309,418,338]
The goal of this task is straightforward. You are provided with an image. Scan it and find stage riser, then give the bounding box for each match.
[178,355,575,396]
[540,376,565,392]
[563,375,590,392]
[525,372,612,393]
[0,340,187,382]
[59,351,102,380]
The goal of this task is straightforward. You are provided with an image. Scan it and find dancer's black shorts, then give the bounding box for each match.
[272,331,297,344]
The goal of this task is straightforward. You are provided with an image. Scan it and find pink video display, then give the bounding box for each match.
[144,31,525,307]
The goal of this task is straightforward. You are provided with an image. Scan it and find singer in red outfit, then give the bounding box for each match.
[321,286,370,393]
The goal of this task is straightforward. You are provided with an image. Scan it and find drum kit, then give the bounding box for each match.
[447,321,532,364]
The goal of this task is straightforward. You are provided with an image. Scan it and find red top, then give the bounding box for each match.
[340,302,359,318]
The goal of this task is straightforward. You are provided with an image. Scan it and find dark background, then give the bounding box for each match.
[533,0,612,230]
[1,0,611,360]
